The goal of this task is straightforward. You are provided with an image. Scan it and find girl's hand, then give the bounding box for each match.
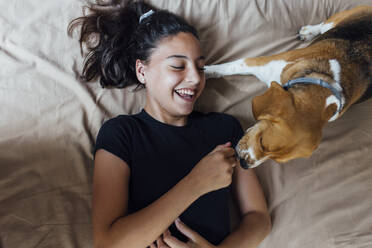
[186,142,237,196]
[150,230,171,248]
[151,218,216,248]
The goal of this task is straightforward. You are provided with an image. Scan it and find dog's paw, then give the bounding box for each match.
[298,24,321,41]
[204,65,222,79]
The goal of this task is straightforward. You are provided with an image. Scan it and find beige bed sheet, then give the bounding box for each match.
[1,0,372,247]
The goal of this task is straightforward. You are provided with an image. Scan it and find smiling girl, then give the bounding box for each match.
[68,1,271,248]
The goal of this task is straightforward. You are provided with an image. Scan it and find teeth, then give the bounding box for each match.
[175,89,195,96]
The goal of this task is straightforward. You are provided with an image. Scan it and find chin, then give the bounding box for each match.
[177,104,195,115]
[179,108,194,116]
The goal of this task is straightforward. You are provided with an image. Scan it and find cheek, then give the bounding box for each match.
[165,73,184,89]
[147,70,181,93]
[160,67,183,84]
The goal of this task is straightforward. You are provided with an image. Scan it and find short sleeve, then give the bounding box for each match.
[94,117,133,167]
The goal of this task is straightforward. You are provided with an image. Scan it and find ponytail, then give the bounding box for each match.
[68,0,199,89]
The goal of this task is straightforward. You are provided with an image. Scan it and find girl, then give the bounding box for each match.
[68,1,271,248]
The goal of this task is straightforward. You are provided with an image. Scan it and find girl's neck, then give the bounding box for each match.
[144,104,188,127]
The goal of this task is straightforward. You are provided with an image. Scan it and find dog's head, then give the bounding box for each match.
[236,82,322,168]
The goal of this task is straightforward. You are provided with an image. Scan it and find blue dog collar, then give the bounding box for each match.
[283,77,344,121]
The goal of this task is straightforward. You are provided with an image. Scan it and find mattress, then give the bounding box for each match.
[1,0,372,247]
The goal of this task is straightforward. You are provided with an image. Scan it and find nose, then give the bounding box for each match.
[235,143,267,169]
[239,157,250,169]
[186,64,203,84]
[234,145,250,169]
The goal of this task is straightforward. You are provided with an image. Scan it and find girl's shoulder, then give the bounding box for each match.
[101,112,143,129]
[97,113,144,143]
[95,113,143,165]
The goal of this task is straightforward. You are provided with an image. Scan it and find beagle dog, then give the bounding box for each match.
[205,6,372,168]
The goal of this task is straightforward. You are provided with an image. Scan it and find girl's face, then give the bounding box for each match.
[136,32,206,125]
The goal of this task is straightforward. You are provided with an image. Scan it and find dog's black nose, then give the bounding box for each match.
[234,145,250,169]
[239,158,249,169]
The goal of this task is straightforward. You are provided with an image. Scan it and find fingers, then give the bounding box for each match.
[222,147,237,158]
[227,155,238,168]
[175,218,195,242]
[152,229,172,248]
[211,145,226,153]
[222,141,232,147]
[215,146,236,157]
[212,144,238,171]
[174,218,199,242]
[229,156,239,166]
[159,219,212,248]
[211,141,239,160]
[164,229,171,236]
[162,230,187,248]
[156,236,169,248]
[219,147,238,168]
[212,141,231,152]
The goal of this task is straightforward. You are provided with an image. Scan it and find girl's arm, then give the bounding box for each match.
[218,165,272,248]
[93,149,199,248]
[93,143,236,248]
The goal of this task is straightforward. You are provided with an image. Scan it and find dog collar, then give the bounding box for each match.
[283,77,344,121]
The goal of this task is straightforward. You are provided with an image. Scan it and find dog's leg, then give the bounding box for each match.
[299,6,372,41]
[205,58,289,87]
[298,22,333,41]
[205,47,317,86]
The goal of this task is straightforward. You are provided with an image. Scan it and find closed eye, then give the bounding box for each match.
[170,66,185,70]
[259,136,266,151]
[170,66,206,71]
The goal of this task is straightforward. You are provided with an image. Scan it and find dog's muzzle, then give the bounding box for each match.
[234,146,250,169]
[239,157,250,169]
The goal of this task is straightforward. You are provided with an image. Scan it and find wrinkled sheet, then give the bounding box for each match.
[1,0,372,247]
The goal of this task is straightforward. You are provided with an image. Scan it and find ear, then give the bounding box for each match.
[252,81,294,120]
[135,59,146,84]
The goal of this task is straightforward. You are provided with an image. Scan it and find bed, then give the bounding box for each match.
[1,0,372,247]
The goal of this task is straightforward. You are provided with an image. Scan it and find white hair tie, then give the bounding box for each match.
[139,9,155,23]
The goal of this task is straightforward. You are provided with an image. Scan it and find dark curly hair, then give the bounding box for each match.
[68,0,199,89]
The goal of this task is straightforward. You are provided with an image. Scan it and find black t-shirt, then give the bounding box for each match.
[95,109,244,245]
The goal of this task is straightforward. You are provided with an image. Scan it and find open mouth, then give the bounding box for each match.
[174,89,195,102]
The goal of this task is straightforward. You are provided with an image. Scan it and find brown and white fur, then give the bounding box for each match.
[205,6,372,168]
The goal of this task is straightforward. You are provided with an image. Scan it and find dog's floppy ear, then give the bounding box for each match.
[252,81,294,120]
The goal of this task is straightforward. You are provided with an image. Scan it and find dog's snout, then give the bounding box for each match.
[235,144,253,169]
[239,158,249,169]
[235,142,268,169]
